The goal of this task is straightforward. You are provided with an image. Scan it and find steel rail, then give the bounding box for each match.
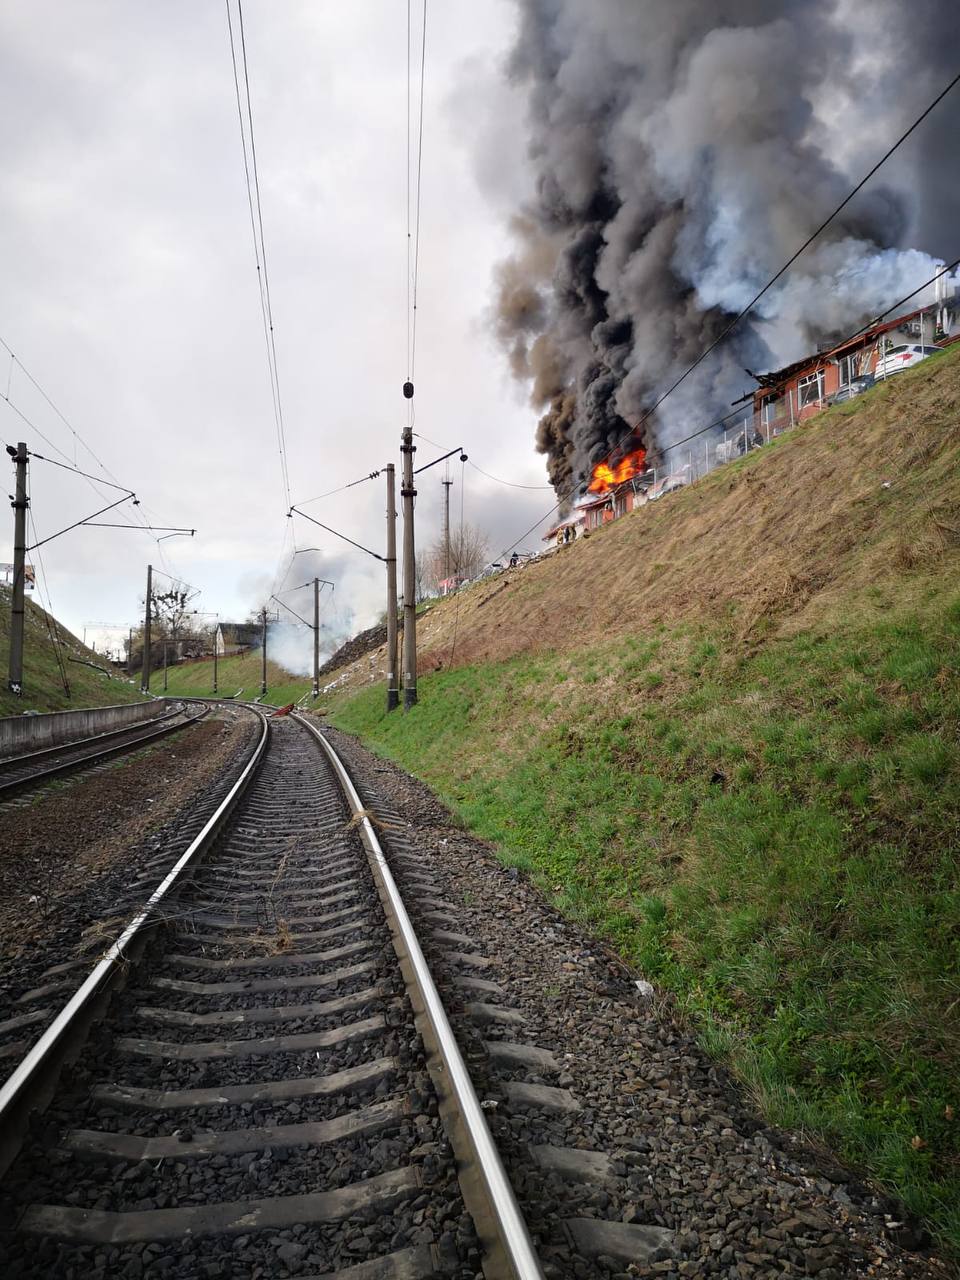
[0,704,269,1178]
[0,704,181,771]
[296,713,545,1280]
[0,703,210,800]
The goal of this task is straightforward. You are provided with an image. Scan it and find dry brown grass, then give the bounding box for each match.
[323,348,960,689]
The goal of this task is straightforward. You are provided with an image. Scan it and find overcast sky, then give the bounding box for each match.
[0,1,551,657]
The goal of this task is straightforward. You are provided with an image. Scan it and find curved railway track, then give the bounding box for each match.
[0,704,555,1278]
[0,702,209,803]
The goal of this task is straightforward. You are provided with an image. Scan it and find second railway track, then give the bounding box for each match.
[0,702,210,803]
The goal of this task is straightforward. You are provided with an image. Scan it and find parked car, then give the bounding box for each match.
[874,344,942,379]
[647,473,687,501]
[827,374,874,405]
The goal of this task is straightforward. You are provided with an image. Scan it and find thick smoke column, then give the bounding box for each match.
[494,1,959,497]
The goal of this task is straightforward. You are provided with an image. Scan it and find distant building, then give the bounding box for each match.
[215,622,262,655]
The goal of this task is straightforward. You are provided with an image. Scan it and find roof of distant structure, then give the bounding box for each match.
[218,622,262,647]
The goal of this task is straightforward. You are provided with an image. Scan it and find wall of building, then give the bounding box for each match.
[0,698,166,759]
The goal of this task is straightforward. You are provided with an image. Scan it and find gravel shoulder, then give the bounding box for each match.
[325,723,953,1280]
[0,707,260,1055]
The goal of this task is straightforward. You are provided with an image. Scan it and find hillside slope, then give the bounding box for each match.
[147,650,310,706]
[0,587,145,717]
[329,347,960,1252]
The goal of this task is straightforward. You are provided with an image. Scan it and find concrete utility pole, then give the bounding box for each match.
[163,639,168,692]
[312,578,320,699]
[442,466,453,584]
[6,442,29,696]
[213,631,218,695]
[400,423,418,709]
[260,606,268,697]
[128,626,134,676]
[140,564,153,694]
[385,464,399,711]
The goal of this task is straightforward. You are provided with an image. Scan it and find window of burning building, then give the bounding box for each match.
[798,370,824,408]
[837,352,865,386]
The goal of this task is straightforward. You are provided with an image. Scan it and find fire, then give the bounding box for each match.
[587,446,646,495]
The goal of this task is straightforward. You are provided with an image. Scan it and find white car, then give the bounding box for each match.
[874,344,941,379]
[646,473,687,501]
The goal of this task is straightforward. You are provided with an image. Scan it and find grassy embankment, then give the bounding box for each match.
[329,347,960,1251]
[0,587,145,717]
[148,650,311,706]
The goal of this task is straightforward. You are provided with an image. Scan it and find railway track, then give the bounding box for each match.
[0,701,940,1279]
[0,705,558,1278]
[0,702,208,803]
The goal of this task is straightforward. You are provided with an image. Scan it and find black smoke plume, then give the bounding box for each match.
[493,1,959,498]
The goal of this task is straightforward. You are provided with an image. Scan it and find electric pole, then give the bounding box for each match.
[442,466,453,585]
[312,578,320,699]
[140,564,152,694]
[213,629,218,695]
[260,606,268,697]
[163,638,168,692]
[400,423,418,710]
[385,464,399,711]
[128,626,134,676]
[7,442,29,696]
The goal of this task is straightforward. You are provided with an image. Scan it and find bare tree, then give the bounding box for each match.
[425,522,488,591]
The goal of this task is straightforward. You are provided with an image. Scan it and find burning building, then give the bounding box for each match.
[487,2,960,502]
[747,286,960,428]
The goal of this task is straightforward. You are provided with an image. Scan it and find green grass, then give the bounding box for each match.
[330,590,960,1253]
[0,586,145,716]
[148,650,312,707]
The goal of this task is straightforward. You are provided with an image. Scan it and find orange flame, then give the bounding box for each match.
[587,446,646,495]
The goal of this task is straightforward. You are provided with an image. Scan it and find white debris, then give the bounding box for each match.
[635,980,655,998]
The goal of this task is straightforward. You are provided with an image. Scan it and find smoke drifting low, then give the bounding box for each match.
[243,547,355,679]
[492,1,960,497]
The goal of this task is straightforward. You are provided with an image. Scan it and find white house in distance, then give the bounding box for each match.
[214,622,262,655]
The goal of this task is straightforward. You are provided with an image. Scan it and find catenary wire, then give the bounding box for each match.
[0,336,175,549]
[225,0,293,521]
[27,506,70,696]
[296,470,382,507]
[467,460,552,490]
[409,0,427,380]
[411,433,552,491]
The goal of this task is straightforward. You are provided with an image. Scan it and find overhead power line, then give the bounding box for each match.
[595,64,960,480]
[225,0,293,517]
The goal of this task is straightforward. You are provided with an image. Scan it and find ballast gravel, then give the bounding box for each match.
[324,722,951,1280]
[0,707,260,1047]
[0,716,481,1280]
